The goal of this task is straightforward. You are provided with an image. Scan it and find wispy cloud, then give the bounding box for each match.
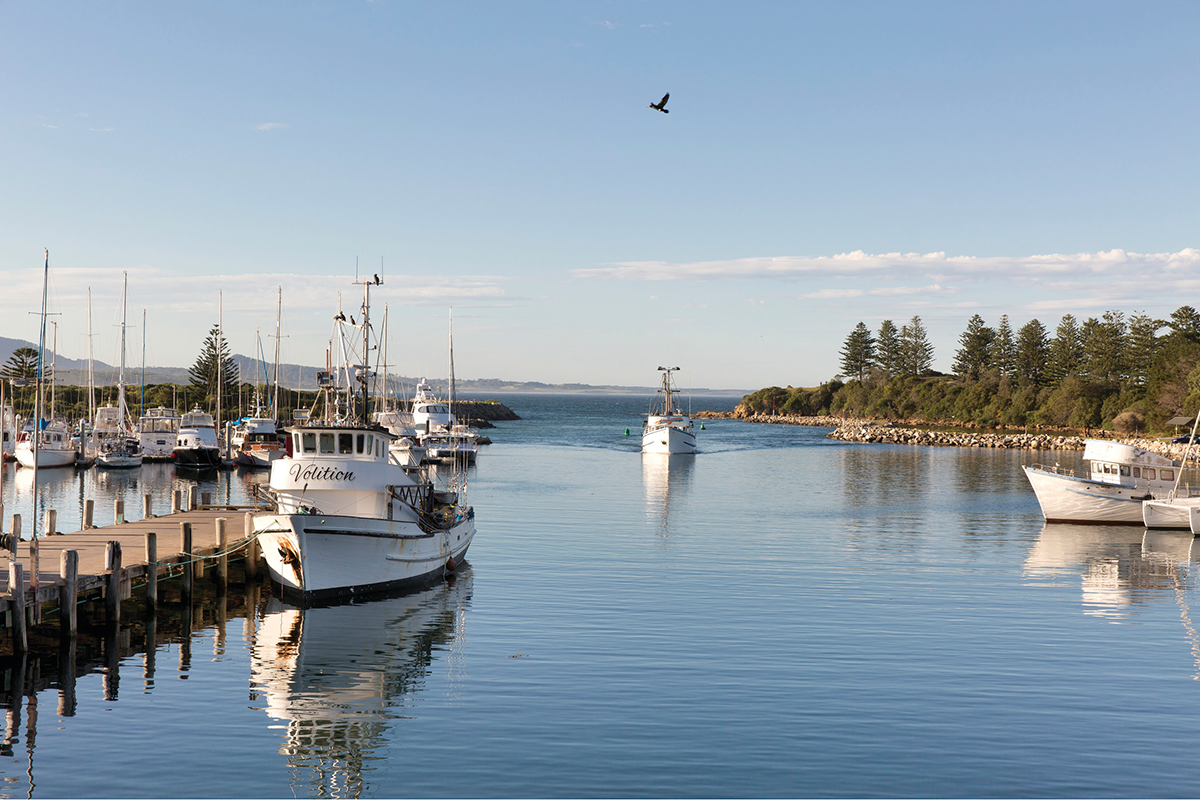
[591,20,618,29]
[576,249,1200,282]
[88,127,114,133]
[255,122,289,131]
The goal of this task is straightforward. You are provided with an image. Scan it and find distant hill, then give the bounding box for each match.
[0,337,748,396]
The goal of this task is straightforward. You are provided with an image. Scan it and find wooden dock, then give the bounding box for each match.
[0,503,267,650]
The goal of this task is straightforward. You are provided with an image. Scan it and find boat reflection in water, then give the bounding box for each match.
[250,570,472,798]
[1024,524,1200,617]
[641,452,694,534]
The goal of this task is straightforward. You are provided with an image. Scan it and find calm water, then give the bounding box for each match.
[0,394,1198,798]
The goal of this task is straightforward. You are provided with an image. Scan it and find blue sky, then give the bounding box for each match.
[2,1,1198,390]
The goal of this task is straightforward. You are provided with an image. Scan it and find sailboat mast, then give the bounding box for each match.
[217,292,223,456]
[273,286,281,421]
[87,288,95,425]
[141,308,146,418]
[448,308,455,417]
[32,250,49,539]
[118,272,128,432]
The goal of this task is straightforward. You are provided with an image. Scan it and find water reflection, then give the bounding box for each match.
[1025,524,1199,617]
[641,453,694,534]
[250,571,473,799]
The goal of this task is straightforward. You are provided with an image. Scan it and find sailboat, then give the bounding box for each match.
[641,366,697,454]
[232,329,284,468]
[14,251,76,469]
[96,272,143,469]
[252,274,476,600]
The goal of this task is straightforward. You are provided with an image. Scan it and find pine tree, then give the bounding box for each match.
[952,314,994,381]
[1082,310,1126,384]
[993,315,1015,377]
[1165,306,1200,347]
[876,320,902,375]
[900,316,934,376]
[1047,315,1082,384]
[188,325,239,407]
[1014,319,1050,387]
[1125,312,1162,389]
[839,322,876,381]
[0,347,39,382]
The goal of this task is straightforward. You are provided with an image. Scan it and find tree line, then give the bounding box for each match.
[744,306,1200,432]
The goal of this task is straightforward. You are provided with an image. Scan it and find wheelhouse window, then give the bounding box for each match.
[1133,467,1142,478]
[320,433,335,454]
[1147,468,1157,480]
[300,433,315,453]
[1162,469,1175,482]
[339,433,353,454]
[356,433,365,454]
[1120,465,1130,476]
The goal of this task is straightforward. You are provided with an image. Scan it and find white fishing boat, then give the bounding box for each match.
[138,406,181,460]
[96,435,144,469]
[252,275,475,600]
[173,407,222,469]
[1023,439,1191,525]
[642,366,696,454]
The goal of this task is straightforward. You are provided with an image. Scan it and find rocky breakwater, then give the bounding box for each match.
[737,413,844,427]
[828,423,1084,450]
[438,400,521,429]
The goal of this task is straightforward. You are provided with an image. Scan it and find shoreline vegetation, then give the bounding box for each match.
[719,305,1200,456]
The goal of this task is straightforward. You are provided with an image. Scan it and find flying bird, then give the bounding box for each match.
[648,92,669,113]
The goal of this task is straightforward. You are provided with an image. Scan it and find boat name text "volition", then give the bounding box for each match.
[289,464,357,482]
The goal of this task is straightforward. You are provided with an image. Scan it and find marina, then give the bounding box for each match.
[0,397,1196,796]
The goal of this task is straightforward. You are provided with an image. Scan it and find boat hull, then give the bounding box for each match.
[1023,466,1152,525]
[96,454,143,469]
[173,447,222,469]
[1142,498,1200,530]
[254,511,475,601]
[14,447,76,468]
[642,422,696,455]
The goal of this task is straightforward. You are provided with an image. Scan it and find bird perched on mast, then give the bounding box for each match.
[648,92,669,113]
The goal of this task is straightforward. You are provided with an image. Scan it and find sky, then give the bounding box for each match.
[2,1,1199,391]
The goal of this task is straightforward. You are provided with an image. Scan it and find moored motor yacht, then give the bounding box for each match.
[174,407,222,469]
[138,406,181,460]
[1023,439,1192,524]
[642,366,697,455]
[232,415,284,468]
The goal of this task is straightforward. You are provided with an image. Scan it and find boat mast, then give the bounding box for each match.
[448,308,455,422]
[217,291,223,457]
[272,286,281,421]
[87,287,96,430]
[141,308,146,419]
[118,272,129,434]
[32,250,49,543]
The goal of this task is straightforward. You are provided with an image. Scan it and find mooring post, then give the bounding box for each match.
[114,499,124,525]
[201,491,212,507]
[188,486,198,511]
[105,541,122,628]
[243,512,258,580]
[83,499,94,529]
[9,563,26,654]
[180,522,193,600]
[59,550,78,638]
[143,493,152,520]
[171,490,181,514]
[57,636,77,717]
[145,532,158,615]
[215,518,228,593]
[9,515,19,559]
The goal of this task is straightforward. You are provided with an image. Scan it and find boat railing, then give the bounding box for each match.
[387,483,462,533]
[1028,463,1077,478]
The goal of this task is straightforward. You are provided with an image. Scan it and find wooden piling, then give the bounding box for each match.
[9,514,19,558]
[215,518,228,593]
[201,491,212,507]
[143,493,152,519]
[180,522,193,599]
[114,499,124,525]
[9,563,26,654]
[105,541,122,627]
[188,486,198,511]
[59,550,78,638]
[57,637,77,717]
[144,532,157,614]
[171,490,181,514]
[243,512,258,579]
[84,499,94,529]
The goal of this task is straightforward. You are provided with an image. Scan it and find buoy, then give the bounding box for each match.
[625,428,630,436]
[445,556,457,572]
[700,424,706,430]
